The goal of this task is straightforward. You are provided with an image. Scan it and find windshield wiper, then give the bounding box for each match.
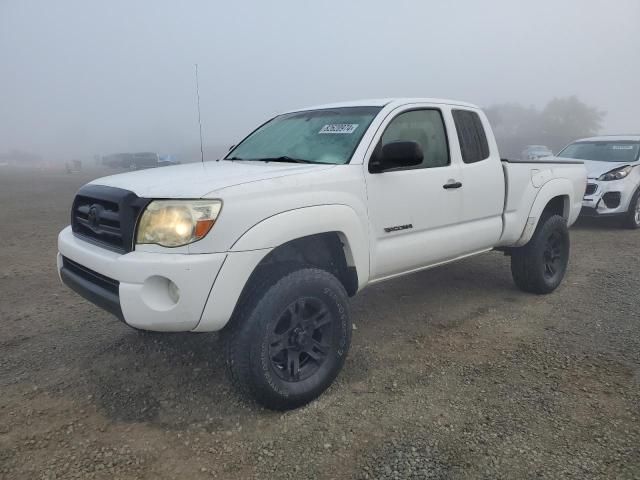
[254,156,319,164]
[226,156,321,164]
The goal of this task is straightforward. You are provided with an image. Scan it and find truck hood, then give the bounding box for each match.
[582,160,637,179]
[89,161,336,198]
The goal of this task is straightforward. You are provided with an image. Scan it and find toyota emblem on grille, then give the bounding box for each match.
[87,204,101,229]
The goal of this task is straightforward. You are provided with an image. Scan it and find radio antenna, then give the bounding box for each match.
[194,63,204,163]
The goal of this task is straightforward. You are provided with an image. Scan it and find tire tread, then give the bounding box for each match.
[221,264,350,410]
[510,214,569,294]
[622,188,640,229]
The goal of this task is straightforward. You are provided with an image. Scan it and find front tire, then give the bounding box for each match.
[222,267,351,410]
[622,188,640,229]
[510,214,570,294]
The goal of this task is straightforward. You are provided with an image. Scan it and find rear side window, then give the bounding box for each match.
[452,110,490,163]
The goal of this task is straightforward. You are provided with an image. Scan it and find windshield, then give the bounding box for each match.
[226,106,382,165]
[558,141,640,162]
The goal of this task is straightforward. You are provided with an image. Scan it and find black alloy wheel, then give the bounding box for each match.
[511,214,570,294]
[269,298,333,382]
[222,266,351,410]
[542,230,565,282]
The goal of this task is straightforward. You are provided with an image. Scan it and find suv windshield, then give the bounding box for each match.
[558,141,640,162]
[226,106,382,165]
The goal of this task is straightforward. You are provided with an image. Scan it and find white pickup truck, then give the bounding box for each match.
[58,98,586,409]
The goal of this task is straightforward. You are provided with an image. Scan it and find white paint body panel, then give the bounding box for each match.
[57,98,587,332]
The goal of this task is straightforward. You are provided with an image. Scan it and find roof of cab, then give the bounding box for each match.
[575,135,640,142]
[285,97,479,114]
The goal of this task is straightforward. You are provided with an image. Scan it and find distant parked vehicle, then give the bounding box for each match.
[157,154,180,167]
[557,135,640,228]
[65,160,82,173]
[102,152,177,170]
[128,152,160,170]
[521,145,553,161]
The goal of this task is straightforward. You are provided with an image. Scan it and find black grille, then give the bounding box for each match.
[62,256,119,295]
[585,183,597,196]
[71,185,150,253]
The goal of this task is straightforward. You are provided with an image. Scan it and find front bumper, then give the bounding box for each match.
[60,256,123,320]
[57,226,225,331]
[581,178,634,217]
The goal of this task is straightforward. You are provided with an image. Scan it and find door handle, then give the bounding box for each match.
[443,181,462,189]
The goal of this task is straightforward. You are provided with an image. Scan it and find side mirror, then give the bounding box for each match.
[369,141,424,173]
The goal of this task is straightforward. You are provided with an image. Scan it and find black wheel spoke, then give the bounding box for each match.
[269,324,295,353]
[269,335,289,354]
[287,303,300,323]
[305,307,330,329]
[542,230,567,280]
[306,340,329,362]
[268,297,335,382]
[546,262,555,275]
[288,350,300,380]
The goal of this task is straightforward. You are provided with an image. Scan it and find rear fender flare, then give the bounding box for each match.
[515,179,574,247]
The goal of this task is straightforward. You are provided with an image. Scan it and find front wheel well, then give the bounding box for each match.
[244,232,359,298]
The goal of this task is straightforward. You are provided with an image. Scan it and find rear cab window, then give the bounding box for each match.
[452,109,490,163]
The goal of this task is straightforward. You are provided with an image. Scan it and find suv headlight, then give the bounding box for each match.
[136,200,222,247]
[598,165,633,181]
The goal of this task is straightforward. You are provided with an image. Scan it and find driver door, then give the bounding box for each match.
[365,107,463,280]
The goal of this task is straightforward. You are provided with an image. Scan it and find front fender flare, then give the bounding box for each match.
[231,204,370,287]
[193,205,370,332]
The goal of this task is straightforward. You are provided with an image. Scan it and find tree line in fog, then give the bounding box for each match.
[485,96,605,158]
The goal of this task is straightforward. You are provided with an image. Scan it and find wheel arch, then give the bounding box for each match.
[243,232,360,297]
[194,205,369,332]
[515,179,575,247]
[230,204,369,291]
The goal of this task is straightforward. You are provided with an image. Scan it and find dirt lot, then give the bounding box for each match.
[1,168,639,479]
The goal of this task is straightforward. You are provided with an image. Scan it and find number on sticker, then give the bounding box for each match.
[318,124,359,134]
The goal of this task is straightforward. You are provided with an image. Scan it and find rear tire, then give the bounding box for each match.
[622,188,640,229]
[510,214,570,294]
[222,266,351,410]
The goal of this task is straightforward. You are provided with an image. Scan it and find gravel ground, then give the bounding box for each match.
[1,168,639,479]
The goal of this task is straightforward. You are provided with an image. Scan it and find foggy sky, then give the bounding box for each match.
[1,0,639,161]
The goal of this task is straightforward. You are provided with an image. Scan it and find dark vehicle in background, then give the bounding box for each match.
[102,152,179,170]
[521,145,553,161]
[157,154,180,167]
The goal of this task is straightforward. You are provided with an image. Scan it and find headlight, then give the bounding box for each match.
[598,165,633,181]
[136,200,222,247]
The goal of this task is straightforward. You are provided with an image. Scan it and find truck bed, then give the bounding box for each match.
[498,158,586,247]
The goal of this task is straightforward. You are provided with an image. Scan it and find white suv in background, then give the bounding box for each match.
[558,136,640,228]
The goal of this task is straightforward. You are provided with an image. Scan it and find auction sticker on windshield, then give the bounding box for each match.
[319,124,359,134]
